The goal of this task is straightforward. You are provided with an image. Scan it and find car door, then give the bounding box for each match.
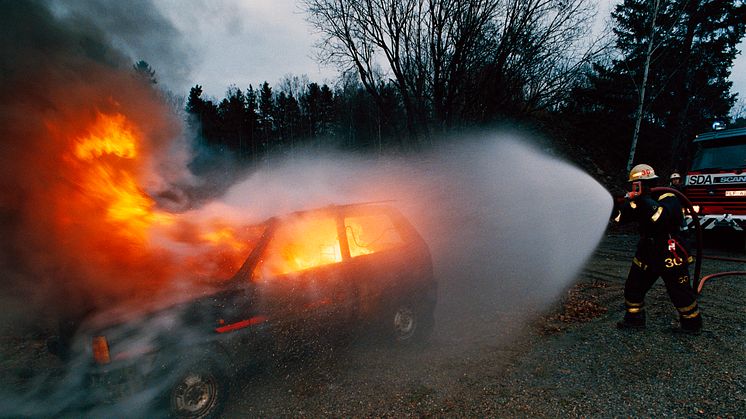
[340,206,412,318]
[253,211,354,340]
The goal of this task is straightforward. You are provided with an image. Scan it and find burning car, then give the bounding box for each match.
[63,202,436,418]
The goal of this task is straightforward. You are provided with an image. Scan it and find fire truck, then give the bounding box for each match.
[683,125,746,233]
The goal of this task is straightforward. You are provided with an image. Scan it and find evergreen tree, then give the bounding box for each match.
[258,82,275,152]
[186,84,220,146]
[570,0,745,173]
[133,60,157,85]
[245,85,260,161]
[318,84,336,138]
[218,86,248,154]
[276,92,302,150]
[301,82,322,139]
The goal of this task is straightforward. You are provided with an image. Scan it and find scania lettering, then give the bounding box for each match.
[683,126,746,233]
[687,175,712,185]
[718,175,746,184]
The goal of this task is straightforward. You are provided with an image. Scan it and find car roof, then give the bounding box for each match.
[279,201,398,219]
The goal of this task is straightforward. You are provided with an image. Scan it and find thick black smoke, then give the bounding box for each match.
[47,0,195,91]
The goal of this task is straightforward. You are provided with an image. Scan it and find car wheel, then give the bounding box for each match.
[168,361,227,419]
[387,297,434,345]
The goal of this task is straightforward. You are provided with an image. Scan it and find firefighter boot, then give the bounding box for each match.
[678,313,702,335]
[616,310,646,330]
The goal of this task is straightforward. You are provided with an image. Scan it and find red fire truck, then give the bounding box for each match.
[683,125,746,233]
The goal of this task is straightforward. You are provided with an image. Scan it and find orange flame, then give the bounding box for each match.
[74,113,137,160]
[43,110,402,301]
[261,215,342,277]
[43,110,263,299]
[70,112,174,243]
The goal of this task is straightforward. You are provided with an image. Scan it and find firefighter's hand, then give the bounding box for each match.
[629,196,659,219]
[610,196,626,223]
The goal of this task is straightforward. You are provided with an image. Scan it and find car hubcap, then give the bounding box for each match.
[172,372,218,417]
[394,306,416,340]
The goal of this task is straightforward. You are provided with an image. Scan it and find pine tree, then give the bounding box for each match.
[572,0,745,173]
[258,82,275,152]
[245,85,260,161]
[186,84,220,147]
[301,83,322,138]
[217,86,248,155]
[276,92,301,150]
[133,60,157,85]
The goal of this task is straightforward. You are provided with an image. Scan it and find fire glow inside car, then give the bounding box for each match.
[69,202,436,418]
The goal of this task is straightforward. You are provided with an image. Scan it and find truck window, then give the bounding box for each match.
[261,214,342,276]
[690,138,746,171]
[345,213,405,257]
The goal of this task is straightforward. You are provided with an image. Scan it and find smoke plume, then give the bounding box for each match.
[0,0,194,326]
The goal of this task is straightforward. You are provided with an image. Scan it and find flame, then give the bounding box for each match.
[259,213,403,277]
[38,109,403,301]
[41,109,263,298]
[70,112,174,243]
[346,215,403,257]
[200,227,248,252]
[262,215,342,276]
[74,113,137,160]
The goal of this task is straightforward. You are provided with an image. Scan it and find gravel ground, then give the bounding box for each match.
[485,233,746,417]
[1,232,744,417]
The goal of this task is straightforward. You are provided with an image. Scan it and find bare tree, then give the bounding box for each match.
[304,0,604,144]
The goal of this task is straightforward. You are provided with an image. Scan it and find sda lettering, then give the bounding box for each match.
[688,175,712,185]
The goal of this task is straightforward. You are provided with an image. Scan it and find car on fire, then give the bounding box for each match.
[63,202,436,418]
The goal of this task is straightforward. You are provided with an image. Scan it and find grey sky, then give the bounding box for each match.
[152,0,336,98]
[150,0,744,106]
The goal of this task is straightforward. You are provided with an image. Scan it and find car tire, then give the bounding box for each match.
[164,358,229,419]
[386,295,434,345]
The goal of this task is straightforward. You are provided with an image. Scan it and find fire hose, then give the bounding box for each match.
[650,187,746,295]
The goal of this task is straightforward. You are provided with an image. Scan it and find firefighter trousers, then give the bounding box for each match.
[623,256,701,330]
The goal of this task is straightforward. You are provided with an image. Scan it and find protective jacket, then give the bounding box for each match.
[612,191,701,331]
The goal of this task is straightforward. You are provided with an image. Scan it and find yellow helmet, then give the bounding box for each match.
[628,164,658,182]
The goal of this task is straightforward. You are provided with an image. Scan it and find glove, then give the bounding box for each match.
[632,196,658,216]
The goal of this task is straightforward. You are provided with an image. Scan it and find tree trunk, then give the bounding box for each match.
[626,0,660,173]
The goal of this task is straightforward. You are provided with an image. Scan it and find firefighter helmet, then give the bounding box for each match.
[628,164,658,182]
[670,172,681,180]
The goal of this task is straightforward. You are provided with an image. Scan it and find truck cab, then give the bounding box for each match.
[683,126,746,233]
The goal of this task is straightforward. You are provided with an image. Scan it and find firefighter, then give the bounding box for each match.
[612,164,702,333]
[669,172,683,191]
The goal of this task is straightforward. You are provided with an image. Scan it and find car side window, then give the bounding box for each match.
[261,214,342,276]
[344,213,405,257]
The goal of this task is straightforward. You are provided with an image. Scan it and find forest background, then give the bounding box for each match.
[135,0,745,189]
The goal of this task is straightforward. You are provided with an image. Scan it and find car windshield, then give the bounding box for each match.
[189,222,268,283]
[690,138,746,171]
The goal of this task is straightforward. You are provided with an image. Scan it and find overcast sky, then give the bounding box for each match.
[150,0,745,105]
